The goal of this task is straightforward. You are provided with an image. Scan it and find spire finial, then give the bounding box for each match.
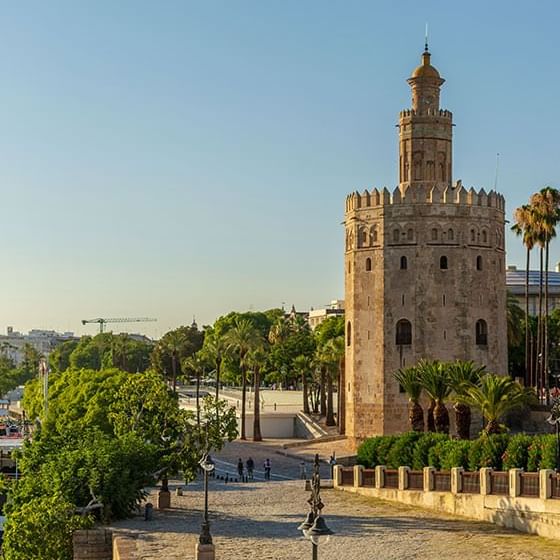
[424,22,429,52]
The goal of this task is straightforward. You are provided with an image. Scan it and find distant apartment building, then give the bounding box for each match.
[308,300,345,330]
[0,327,77,364]
[506,264,560,315]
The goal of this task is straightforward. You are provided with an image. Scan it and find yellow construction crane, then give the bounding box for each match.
[81,317,157,334]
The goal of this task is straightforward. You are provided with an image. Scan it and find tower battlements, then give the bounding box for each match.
[399,108,452,119]
[345,183,505,213]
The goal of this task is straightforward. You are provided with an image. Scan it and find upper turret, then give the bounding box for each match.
[407,49,445,114]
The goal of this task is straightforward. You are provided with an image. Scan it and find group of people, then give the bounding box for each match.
[237,457,272,481]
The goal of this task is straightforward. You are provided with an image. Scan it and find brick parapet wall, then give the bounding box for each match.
[73,529,112,560]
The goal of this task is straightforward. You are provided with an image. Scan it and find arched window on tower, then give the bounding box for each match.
[476,256,483,270]
[371,226,378,244]
[400,256,408,270]
[470,229,475,243]
[431,228,438,241]
[407,228,414,241]
[393,229,400,243]
[347,321,352,347]
[475,319,488,346]
[440,256,448,270]
[448,228,454,241]
[365,258,372,271]
[482,230,488,243]
[396,319,412,345]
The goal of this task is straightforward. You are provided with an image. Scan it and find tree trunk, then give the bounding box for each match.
[427,399,436,432]
[326,372,335,426]
[253,368,262,442]
[433,400,449,434]
[409,401,424,432]
[319,367,327,417]
[311,385,319,413]
[302,373,310,414]
[196,368,201,427]
[215,357,222,402]
[545,241,550,404]
[537,247,544,400]
[454,402,471,440]
[171,355,177,393]
[525,247,531,387]
[485,418,501,435]
[240,365,247,440]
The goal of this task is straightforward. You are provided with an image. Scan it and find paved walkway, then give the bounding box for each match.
[112,441,560,559]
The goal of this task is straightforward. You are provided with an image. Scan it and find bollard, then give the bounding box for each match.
[144,503,153,521]
[175,487,183,496]
[274,403,277,411]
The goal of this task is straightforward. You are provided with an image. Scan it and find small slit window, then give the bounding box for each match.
[476,256,482,270]
[448,228,454,241]
[470,229,475,242]
[482,230,488,243]
[400,256,408,270]
[475,319,488,346]
[365,257,372,271]
[396,319,412,345]
[440,256,448,269]
[347,321,352,346]
[372,229,378,243]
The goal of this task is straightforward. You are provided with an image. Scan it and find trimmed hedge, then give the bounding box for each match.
[357,432,558,472]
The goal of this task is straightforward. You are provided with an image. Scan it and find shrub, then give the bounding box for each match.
[376,436,398,466]
[411,433,448,470]
[429,439,472,470]
[539,434,557,470]
[357,437,381,468]
[468,434,509,470]
[386,432,423,468]
[527,436,544,472]
[502,434,532,471]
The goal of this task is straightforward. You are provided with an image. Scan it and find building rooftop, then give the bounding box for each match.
[506,267,560,287]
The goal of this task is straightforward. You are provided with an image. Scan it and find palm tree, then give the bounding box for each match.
[247,345,268,442]
[392,366,424,431]
[458,374,535,434]
[506,291,525,350]
[203,334,230,402]
[530,187,560,401]
[316,344,337,426]
[417,360,452,434]
[183,354,206,427]
[512,204,537,387]
[227,319,261,440]
[164,330,186,393]
[293,354,313,414]
[447,360,486,439]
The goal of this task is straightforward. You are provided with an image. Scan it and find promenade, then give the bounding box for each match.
[112,440,560,559]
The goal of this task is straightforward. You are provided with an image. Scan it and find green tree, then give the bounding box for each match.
[459,374,535,434]
[247,345,268,442]
[48,339,79,373]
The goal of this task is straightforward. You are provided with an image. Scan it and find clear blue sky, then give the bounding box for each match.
[0,0,558,338]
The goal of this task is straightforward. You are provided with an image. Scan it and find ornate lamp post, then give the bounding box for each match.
[298,453,334,559]
[546,397,560,471]
[198,451,215,545]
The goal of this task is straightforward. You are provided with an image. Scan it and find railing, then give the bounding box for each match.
[434,471,451,492]
[520,472,540,497]
[408,470,424,490]
[490,471,509,495]
[462,471,480,494]
[384,469,398,489]
[363,469,375,487]
[340,468,354,486]
[552,475,560,499]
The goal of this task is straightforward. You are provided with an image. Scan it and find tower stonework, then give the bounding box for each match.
[344,49,507,448]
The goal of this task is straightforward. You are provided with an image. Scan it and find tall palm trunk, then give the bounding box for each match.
[338,354,346,434]
[485,418,501,435]
[524,247,530,386]
[319,367,327,417]
[171,354,178,393]
[545,241,550,404]
[196,367,201,427]
[410,401,424,432]
[215,357,222,402]
[240,361,247,440]
[302,373,310,414]
[537,247,544,400]
[253,368,262,441]
[326,372,335,426]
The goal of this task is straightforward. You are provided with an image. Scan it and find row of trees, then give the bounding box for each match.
[394,360,534,437]
[511,186,560,397]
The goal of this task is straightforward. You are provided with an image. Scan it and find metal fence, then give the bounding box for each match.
[384,469,399,488]
[363,469,375,487]
[433,471,451,492]
[490,471,509,495]
[340,468,354,486]
[461,471,480,494]
[408,470,424,490]
[520,473,540,497]
[552,475,560,499]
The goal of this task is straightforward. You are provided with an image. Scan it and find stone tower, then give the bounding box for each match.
[343,48,507,447]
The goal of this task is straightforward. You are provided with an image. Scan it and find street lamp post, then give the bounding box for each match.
[298,453,334,559]
[198,451,215,545]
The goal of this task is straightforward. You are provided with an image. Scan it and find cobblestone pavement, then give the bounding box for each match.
[112,441,560,560]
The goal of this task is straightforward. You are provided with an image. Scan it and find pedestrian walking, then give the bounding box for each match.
[299,460,307,480]
[246,457,255,480]
[264,458,271,481]
[237,458,244,480]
